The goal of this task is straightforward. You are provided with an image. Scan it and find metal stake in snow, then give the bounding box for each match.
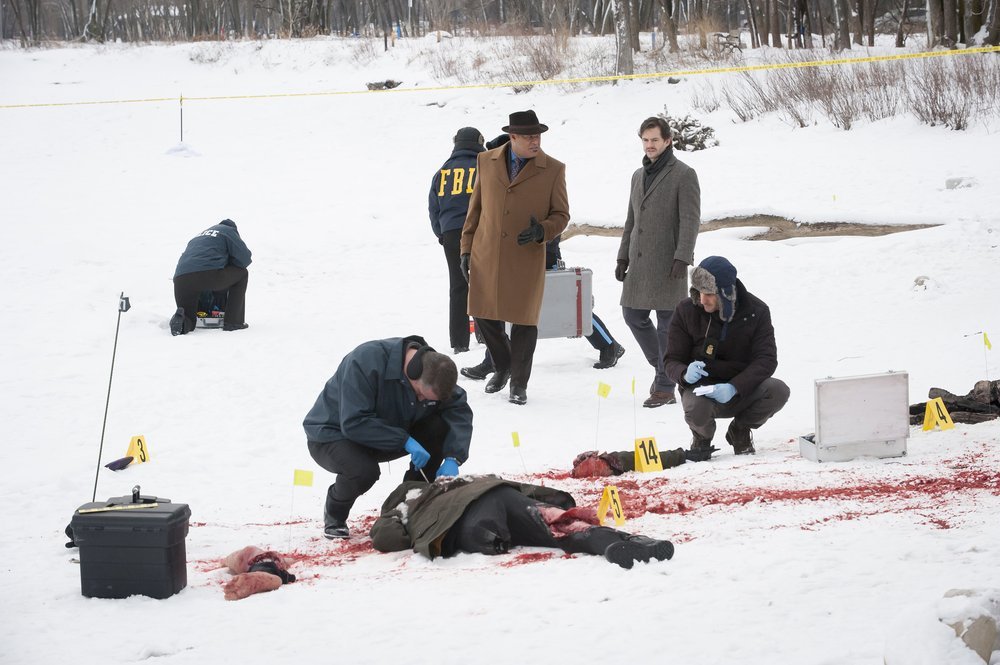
[179,94,184,143]
[963,330,993,382]
[91,292,131,502]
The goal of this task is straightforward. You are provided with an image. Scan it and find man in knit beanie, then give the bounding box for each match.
[664,256,790,459]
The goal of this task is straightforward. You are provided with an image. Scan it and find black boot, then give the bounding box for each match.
[169,308,185,336]
[323,504,350,539]
[604,535,674,570]
[460,359,495,380]
[509,384,527,405]
[726,423,755,455]
[593,342,625,369]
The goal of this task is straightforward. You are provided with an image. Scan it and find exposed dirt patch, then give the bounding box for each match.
[563,215,938,241]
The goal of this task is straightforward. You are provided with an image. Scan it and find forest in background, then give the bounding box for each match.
[3,0,998,50]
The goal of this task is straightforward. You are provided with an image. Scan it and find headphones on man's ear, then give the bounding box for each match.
[405,343,436,380]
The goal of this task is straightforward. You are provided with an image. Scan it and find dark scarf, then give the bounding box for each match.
[642,146,673,191]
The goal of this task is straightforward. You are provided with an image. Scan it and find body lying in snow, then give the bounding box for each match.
[369,475,674,569]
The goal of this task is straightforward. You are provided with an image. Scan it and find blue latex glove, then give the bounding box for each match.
[404,437,430,469]
[709,383,737,404]
[684,360,709,384]
[436,457,460,479]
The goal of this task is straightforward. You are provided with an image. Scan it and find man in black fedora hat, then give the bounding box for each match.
[460,111,570,405]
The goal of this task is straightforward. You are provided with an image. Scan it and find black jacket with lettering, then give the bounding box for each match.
[428,147,483,237]
[173,220,252,278]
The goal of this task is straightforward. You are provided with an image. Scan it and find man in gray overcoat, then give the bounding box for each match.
[616,116,701,408]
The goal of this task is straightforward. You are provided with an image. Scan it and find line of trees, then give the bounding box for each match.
[2,0,997,47]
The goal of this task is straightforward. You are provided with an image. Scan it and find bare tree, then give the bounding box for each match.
[942,0,958,44]
[927,0,944,44]
[767,0,780,44]
[894,0,909,45]
[985,0,1000,44]
[613,0,633,73]
[832,0,852,47]
[658,0,680,49]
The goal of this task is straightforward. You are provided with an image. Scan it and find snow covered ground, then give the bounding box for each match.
[1,37,998,664]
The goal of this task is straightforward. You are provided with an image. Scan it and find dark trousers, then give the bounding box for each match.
[441,230,470,350]
[475,318,538,389]
[587,312,615,351]
[622,306,675,392]
[478,311,616,369]
[173,266,248,333]
[447,486,634,558]
[679,377,791,443]
[307,415,449,524]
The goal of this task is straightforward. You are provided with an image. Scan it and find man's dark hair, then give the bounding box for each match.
[420,352,458,401]
[638,116,671,141]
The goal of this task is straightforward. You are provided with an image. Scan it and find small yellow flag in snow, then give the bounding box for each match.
[512,432,520,448]
[293,469,314,487]
[985,332,992,350]
[597,382,611,398]
[631,377,636,395]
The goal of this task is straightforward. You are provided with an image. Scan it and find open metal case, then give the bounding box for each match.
[799,371,910,462]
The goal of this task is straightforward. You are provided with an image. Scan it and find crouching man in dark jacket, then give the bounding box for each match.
[665,256,790,459]
[370,475,674,570]
[304,336,473,539]
[170,219,252,335]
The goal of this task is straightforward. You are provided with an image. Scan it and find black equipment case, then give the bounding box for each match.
[70,491,191,599]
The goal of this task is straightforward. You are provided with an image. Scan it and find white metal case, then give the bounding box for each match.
[799,371,909,462]
[534,267,594,339]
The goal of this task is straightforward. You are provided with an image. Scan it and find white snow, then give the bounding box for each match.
[1,36,999,665]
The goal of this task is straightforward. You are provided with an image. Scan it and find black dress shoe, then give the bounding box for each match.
[485,370,510,393]
[452,346,470,354]
[509,385,527,405]
[460,360,495,380]
[223,322,249,331]
[323,518,350,539]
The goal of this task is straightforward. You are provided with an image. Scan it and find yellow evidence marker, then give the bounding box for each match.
[634,437,664,472]
[597,485,626,527]
[922,397,955,432]
[124,435,150,465]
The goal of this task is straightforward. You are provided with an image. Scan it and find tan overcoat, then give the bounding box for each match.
[460,145,570,325]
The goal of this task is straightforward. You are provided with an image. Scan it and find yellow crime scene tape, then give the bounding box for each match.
[1,44,997,110]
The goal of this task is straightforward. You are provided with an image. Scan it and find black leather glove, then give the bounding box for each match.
[615,260,628,282]
[685,445,719,462]
[485,134,511,150]
[438,235,444,246]
[460,254,470,282]
[670,259,688,280]
[517,216,544,246]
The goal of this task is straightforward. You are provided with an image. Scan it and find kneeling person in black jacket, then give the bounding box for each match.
[170,219,252,335]
[304,336,473,539]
